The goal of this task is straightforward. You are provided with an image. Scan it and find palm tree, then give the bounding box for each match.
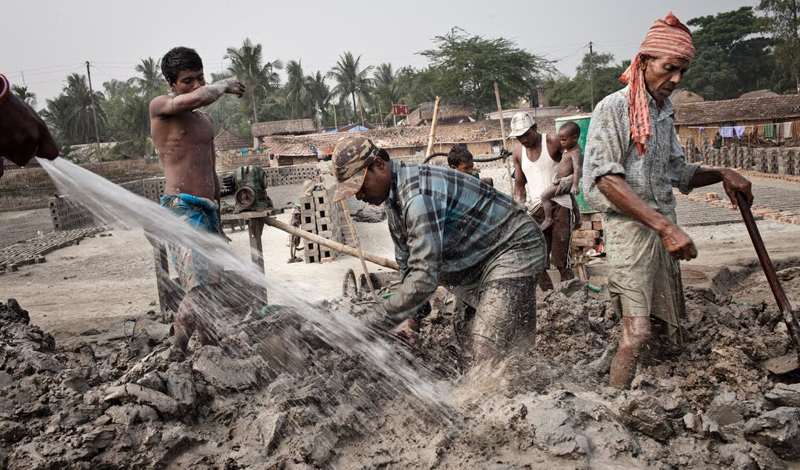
[63,73,106,144]
[131,57,164,96]
[327,52,373,122]
[116,94,154,156]
[305,71,332,126]
[285,60,308,119]
[11,84,36,107]
[372,63,404,123]
[225,38,282,123]
[41,95,71,143]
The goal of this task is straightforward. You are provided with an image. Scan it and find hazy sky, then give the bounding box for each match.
[4,0,755,107]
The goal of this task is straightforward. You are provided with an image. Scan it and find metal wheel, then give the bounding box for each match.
[235,187,256,208]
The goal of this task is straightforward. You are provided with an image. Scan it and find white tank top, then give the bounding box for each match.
[520,134,572,209]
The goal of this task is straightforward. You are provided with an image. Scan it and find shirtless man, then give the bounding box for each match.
[149,46,245,351]
[511,112,576,291]
[539,122,582,230]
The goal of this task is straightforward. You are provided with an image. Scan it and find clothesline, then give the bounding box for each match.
[686,120,800,140]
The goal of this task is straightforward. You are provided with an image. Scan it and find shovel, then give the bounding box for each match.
[735,192,800,374]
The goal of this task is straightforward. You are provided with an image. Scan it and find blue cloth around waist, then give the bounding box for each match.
[160,193,221,234]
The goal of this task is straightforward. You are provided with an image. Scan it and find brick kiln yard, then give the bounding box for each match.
[3,172,800,468]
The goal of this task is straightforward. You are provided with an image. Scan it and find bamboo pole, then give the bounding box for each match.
[262,216,399,270]
[340,200,380,303]
[425,96,441,158]
[494,82,515,187]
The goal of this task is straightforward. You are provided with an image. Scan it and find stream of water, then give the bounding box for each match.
[39,157,452,413]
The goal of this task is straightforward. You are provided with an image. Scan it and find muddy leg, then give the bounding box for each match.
[470,277,538,365]
[540,199,555,231]
[174,290,199,352]
[609,316,651,389]
[174,286,223,351]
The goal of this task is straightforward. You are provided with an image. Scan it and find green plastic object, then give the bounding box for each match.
[381,292,395,299]
[555,114,594,213]
[260,305,287,316]
[587,284,601,293]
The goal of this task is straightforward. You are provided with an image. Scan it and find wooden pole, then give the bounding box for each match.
[340,200,380,303]
[425,96,441,158]
[262,216,399,270]
[736,192,800,357]
[494,82,514,189]
[85,61,101,145]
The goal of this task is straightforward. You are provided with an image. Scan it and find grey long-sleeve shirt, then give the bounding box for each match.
[582,86,699,215]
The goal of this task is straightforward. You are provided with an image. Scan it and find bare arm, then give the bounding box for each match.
[149,78,244,117]
[512,147,527,204]
[596,174,697,261]
[689,167,753,208]
[570,150,583,194]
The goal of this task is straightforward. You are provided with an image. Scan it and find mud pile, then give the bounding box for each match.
[3,269,800,469]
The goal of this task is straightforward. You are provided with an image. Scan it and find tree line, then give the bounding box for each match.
[12,3,800,158]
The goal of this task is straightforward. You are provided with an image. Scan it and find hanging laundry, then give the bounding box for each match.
[792,120,800,140]
[764,123,776,138]
[719,127,735,138]
[782,121,793,139]
[734,126,746,138]
[699,126,706,133]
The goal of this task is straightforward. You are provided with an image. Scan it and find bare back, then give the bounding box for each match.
[150,99,217,200]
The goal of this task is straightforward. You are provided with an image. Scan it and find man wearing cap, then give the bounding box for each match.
[332,136,547,363]
[510,112,577,290]
[582,12,754,389]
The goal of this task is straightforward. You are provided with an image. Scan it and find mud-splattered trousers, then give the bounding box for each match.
[382,160,547,352]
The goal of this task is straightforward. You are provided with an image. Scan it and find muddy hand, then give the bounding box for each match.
[392,318,420,345]
[221,78,246,98]
[658,223,697,261]
[721,169,753,209]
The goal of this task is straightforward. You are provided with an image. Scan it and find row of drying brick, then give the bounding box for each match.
[683,191,800,225]
[0,227,105,274]
[685,145,800,176]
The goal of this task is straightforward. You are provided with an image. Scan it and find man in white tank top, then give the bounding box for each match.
[510,112,575,290]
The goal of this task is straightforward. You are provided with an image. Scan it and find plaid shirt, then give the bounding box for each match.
[582,86,698,215]
[383,160,536,318]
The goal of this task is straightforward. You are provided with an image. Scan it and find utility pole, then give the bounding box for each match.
[85,61,101,145]
[21,71,26,86]
[333,105,338,130]
[589,42,595,111]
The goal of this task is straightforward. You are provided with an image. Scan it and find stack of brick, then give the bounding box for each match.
[142,177,167,202]
[299,186,345,263]
[263,165,320,186]
[49,196,97,231]
[571,213,604,254]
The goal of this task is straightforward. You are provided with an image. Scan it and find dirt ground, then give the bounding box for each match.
[3,205,800,469]
[0,212,398,341]
[3,207,800,342]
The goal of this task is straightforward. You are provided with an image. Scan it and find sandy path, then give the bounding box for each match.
[1,213,396,339]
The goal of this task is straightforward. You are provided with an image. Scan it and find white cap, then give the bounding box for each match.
[508,112,536,138]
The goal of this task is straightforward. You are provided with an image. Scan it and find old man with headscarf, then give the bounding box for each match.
[582,13,754,389]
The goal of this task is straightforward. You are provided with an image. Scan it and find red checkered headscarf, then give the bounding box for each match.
[620,12,695,155]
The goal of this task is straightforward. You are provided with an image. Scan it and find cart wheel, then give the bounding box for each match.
[342,269,358,299]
